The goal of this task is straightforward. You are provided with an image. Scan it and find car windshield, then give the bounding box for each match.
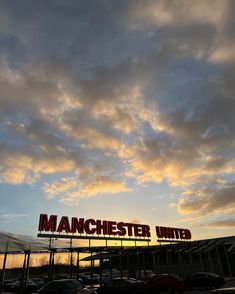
[128,278,142,283]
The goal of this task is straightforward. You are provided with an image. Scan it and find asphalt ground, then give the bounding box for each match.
[183,279,235,294]
[88,278,235,294]
[2,278,235,293]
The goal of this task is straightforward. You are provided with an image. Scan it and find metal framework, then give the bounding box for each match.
[1,233,235,292]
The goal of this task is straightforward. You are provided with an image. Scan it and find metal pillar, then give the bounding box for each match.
[109,251,113,280]
[143,253,146,274]
[70,250,73,279]
[157,252,160,274]
[152,252,156,273]
[49,250,55,281]
[69,239,73,279]
[223,245,232,278]
[119,249,123,279]
[166,251,170,273]
[189,251,193,274]
[136,250,140,279]
[90,251,93,289]
[215,245,224,276]
[76,251,80,280]
[207,250,214,273]
[177,251,183,277]
[0,240,8,292]
[127,252,130,279]
[198,250,205,271]
[99,249,103,286]
[21,252,27,289]
[24,252,31,289]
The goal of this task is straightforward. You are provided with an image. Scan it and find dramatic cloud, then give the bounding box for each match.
[0,0,235,226]
[203,218,235,228]
[0,212,27,223]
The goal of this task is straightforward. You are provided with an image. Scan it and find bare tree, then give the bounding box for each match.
[39,256,48,266]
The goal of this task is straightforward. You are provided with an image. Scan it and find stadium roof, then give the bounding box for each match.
[1,232,235,256]
[0,232,49,253]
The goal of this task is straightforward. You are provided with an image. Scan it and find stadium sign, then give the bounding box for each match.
[156,226,192,240]
[37,214,151,242]
[37,214,192,242]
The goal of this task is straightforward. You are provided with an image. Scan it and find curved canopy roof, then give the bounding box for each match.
[0,232,49,253]
[0,232,87,253]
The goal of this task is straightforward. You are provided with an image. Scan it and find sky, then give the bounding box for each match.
[0,0,235,245]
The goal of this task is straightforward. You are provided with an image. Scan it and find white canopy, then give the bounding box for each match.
[0,232,49,253]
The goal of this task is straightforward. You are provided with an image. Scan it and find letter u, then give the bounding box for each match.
[156,226,164,238]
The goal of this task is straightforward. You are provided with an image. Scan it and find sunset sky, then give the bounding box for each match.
[0,0,235,245]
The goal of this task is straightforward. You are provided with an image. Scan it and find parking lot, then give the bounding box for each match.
[183,279,235,294]
[86,278,235,294]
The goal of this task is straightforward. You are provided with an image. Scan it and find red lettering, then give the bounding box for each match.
[71,217,84,234]
[156,226,191,240]
[38,215,153,239]
[126,223,133,236]
[57,216,71,233]
[174,228,180,239]
[84,219,96,234]
[142,225,151,237]
[96,220,108,235]
[117,222,126,236]
[156,226,164,238]
[165,227,174,238]
[185,229,192,239]
[179,229,185,239]
[134,224,143,237]
[108,221,117,235]
[38,214,57,232]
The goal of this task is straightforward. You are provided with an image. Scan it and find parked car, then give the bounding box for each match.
[208,288,235,294]
[145,274,184,294]
[101,273,110,283]
[26,279,39,292]
[55,274,70,280]
[32,277,45,289]
[100,269,121,283]
[80,273,92,284]
[4,278,38,293]
[39,279,95,293]
[184,272,225,289]
[97,277,145,294]
[136,270,155,280]
[3,279,21,292]
[81,273,100,283]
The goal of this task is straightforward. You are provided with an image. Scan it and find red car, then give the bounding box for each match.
[145,274,184,294]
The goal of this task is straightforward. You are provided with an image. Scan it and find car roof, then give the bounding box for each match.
[209,287,235,293]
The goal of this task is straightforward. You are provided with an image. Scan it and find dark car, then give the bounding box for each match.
[184,272,225,289]
[55,274,70,280]
[208,288,235,294]
[3,279,38,293]
[79,273,92,284]
[38,279,83,293]
[145,274,184,294]
[97,277,145,294]
[25,279,39,292]
[3,279,21,292]
[32,277,45,289]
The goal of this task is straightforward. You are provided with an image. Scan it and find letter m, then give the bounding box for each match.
[38,214,57,232]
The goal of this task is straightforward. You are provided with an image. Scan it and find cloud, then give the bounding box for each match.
[43,177,78,199]
[0,0,235,226]
[126,0,226,30]
[130,219,142,224]
[177,181,235,216]
[0,143,76,184]
[202,218,235,228]
[0,212,27,223]
[60,176,131,203]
